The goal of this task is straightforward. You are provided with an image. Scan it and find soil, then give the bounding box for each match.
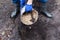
[0,0,60,40]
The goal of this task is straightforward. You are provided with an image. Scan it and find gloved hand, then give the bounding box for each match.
[20,4,33,15]
[25,4,32,12]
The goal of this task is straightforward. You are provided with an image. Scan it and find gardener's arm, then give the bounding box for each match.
[25,0,33,12]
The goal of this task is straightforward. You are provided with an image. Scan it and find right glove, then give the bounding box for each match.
[20,4,33,15]
[25,4,32,12]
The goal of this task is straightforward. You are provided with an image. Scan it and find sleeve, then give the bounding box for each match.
[20,0,25,7]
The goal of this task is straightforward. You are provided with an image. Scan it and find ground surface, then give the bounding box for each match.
[0,0,60,40]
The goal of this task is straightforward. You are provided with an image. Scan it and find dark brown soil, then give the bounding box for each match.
[0,0,60,40]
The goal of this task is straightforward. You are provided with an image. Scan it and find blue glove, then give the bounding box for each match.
[20,0,25,8]
[25,4,32,12]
